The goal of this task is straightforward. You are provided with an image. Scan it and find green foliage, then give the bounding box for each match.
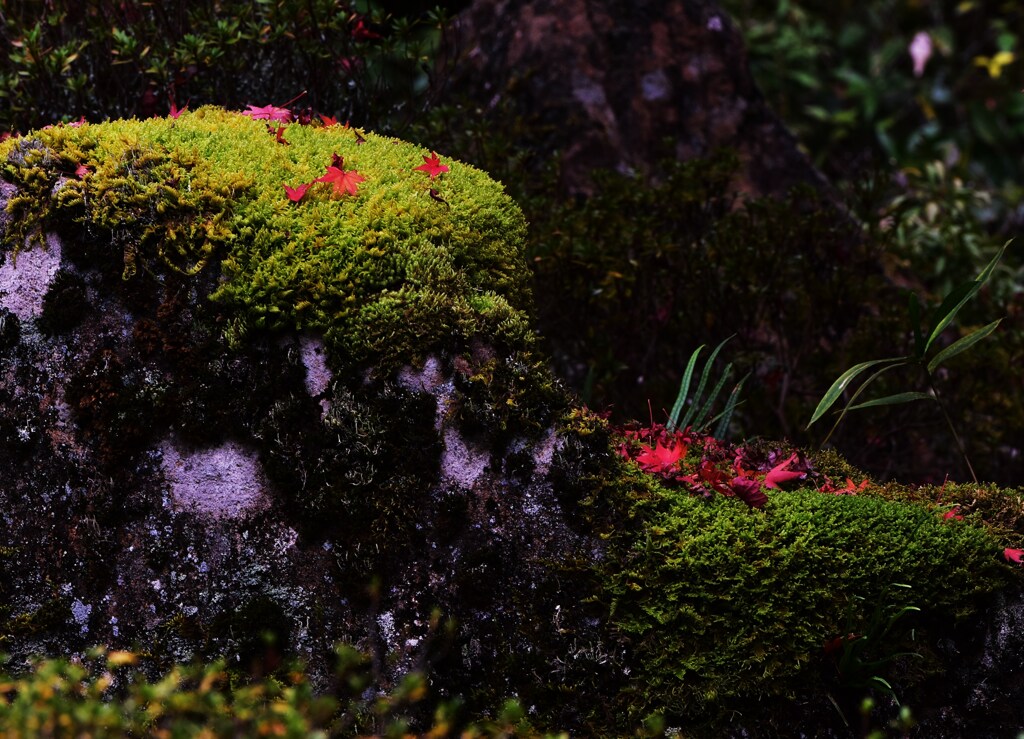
[723,0,1024,184]
[0,646,564,737]
[808,241,1010,481]
[0,1,452,135]
[599,475,1013,731]
[666,336,748,439]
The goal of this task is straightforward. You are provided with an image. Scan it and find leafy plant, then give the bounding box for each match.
[808,240,1011,482]
[666,335,748,440]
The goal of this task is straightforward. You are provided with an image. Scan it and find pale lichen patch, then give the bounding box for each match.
[0,231,62,320]
[441,427,490,489]
[160,439,272,519]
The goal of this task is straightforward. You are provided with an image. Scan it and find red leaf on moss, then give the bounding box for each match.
[414,152,450,178]
[274,125,289,145]
[169,102,187,119]
[943,506,964,522]
[1005,548,1024,564]
[330,153,344,168]
[763,453,805,489]
[74,164,90,178]
[283,183,310,202]
[635,439,686,474]
[429,188,448,206]
[731,476,767,508]
[319,114,339,127]
[316,166,365,196]
[242,103,292,123]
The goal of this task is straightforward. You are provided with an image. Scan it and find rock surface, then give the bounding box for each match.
[0,108,1022,735]
[444,0,830,199]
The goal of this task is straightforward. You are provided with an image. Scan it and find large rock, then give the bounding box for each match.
[444,0,830,199]
[1,108,1022,734]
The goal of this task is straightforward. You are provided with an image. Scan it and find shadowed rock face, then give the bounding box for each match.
[0,223,599,699]
[446,0,829,198]
[0,113,606,717]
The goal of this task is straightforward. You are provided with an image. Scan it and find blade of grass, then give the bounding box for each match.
[679,335,733,430]
[667,344,704,432]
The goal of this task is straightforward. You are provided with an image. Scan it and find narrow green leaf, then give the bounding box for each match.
[806,357,908,429]
[667,344,704,432]
[679,335,733,430]
[926,318,1002,373]
[820,360,910,446]
[925,240,1009,352]
[846,391,932,411]
[713,373,749,440]
[694,362,733,431]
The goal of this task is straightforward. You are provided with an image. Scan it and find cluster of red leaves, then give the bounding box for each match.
[236,100,451,204]
[617,423,819,508]
[619,426,1024,570]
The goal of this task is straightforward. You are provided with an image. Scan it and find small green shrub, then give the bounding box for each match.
[0,1,452,135]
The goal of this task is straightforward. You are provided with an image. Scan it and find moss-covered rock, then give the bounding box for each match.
[1,108,1022,735]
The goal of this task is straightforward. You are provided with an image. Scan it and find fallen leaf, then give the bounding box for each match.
[1005,548,1023,564]
[283,183,310,202]
[274,125,289,145]
[414,151,450,178]
[242,103,292,123]
[635,439,686,474]
[316,166,365,197]
[319,114,339,127]
[731,476,767,508]
[763,453,805,489]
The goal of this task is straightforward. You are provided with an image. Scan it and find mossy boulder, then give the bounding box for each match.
[1,108,1022,735]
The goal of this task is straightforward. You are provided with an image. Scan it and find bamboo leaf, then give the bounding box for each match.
[807,357,908,429]
[820,360,910,446]
[924,240,1008,353]
[926,318,1002,374]
[846,392,932,411]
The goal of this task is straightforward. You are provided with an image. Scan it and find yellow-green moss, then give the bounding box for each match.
[0,106,531,368]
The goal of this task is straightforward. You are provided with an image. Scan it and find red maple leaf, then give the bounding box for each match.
[763,453,805,489]
[414,152,449,178]
[319,114,339,127]
[635,439,686,474]
[316,166,365,196]
[273,125,289,145]
[942,506,964,522]
[242,103,292,123]
[169,102,188,119]
[283,183,310,202]
[730,476,768,508]
[1005,548,1024,564]
[74,163,90,178]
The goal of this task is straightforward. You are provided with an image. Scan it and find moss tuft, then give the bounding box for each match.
[0,107,532,372]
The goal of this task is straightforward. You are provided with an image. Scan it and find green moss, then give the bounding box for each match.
[0,107,532,371]
[597,471,1015,730]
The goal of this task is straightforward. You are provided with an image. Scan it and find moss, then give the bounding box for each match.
[0,107,532,373]
[595,472,1016,732]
